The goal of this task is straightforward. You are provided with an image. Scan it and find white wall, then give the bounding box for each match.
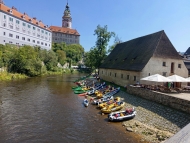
[141,57,188,78]
[0,11,52,50]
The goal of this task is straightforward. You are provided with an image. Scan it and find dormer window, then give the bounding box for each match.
[21,15,25,19]
[29,19,33,23]
[8,9,13,14]
[36,22,39,25]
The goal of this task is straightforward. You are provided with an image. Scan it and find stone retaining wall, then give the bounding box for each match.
[127,86,190,114]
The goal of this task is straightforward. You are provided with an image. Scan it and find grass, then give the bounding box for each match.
[0,71,28,81]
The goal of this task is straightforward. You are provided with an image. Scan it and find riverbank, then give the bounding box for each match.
[84,78,190,143]
[109,91,190,143]
[0,71,27,81]
[0,69,83,81]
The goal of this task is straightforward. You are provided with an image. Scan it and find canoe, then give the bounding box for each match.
[83,99,89,107]
[87,82,106,95]
[92,96,113,105]
[103,87,120,98]
[72,86,80,89]
[101,101,125,114]
[98,97,120,109]
[78,92,88,96]
[108,107,136,121]
[74,90,87,94]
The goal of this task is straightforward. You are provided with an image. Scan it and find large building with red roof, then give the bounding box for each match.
[0,0,52,49]
[50,2,80,45]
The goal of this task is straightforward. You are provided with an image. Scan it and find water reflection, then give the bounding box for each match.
[0,74,147,143]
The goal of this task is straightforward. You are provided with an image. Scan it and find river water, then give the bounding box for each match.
[0,74,147,143]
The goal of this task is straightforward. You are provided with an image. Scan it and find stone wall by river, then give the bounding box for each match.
[127,85,190,114]
[116,90,190,134]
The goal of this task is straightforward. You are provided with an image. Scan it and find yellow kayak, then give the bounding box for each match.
[101,101,125,114]
[98,97,120,109]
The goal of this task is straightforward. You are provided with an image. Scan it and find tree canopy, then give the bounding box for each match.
[84,25,115,70]
[0,42,84,77]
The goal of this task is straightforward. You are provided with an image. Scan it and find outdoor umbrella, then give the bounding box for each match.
[167,75,188,82]
[186,77,190,82]
[141,74,172,82]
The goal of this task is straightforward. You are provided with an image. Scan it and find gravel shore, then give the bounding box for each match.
[114,91,190,143]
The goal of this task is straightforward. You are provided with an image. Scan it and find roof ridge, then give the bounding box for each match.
[121,30,164,44]
[152,30,164,57]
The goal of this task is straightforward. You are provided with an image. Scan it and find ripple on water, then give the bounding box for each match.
[0,75,146,143]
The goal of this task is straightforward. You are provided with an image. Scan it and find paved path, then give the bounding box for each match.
[164,92,190,101]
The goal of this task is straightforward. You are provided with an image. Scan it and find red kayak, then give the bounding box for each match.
[78,92,87,96]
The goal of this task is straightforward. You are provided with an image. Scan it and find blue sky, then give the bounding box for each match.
[4,0,190,52]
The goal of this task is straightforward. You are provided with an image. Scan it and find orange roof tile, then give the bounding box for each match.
[0,3,51,31]
[49,26,80,36]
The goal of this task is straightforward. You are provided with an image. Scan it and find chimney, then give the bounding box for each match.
[12,6,17,11]
[33,17,37,20]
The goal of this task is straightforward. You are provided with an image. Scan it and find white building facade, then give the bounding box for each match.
[0,2,52,50]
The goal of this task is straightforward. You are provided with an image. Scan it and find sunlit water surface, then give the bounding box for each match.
[0,74,147,143]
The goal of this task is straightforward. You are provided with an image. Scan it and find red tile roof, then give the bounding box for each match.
[49,26,80,36]
[0,3,51,31]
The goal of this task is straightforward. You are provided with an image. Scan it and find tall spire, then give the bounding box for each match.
[62,1,72,28]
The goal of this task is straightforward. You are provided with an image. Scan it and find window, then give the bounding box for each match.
[27,38,30,42]
[9,33,13,37]
[45,43,47,46]
[3,23,6,27]
[3,40,5,42]
[163,62,166,66]
[33,40,35,43]
[37,28,40,32]
[22,37,25,40]
[4,15,6,19]
[134,76,136,81]
[3,32,5,36]
[28,25,31,28]
[121,74,123,79]
[115,73,117,77]
[37,41,40,44]
[45,31,48,35]
[41,42,43,45]
[41,30,44,33]
[16,20,19,24]
[9,17,13,22]
[16,35,19,39]
[33,27,36,30]
[127,75,130,80]
[23,23,26,26]
[178,64,181,68]
[163,72,167,77]
[149,73,150,76]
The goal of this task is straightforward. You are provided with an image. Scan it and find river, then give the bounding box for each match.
[0,74,148,143]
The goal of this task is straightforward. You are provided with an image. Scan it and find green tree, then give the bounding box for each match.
[56,50,66,66]
[93,25,115,68]
[8,46,42,76]
[43,50,58,71]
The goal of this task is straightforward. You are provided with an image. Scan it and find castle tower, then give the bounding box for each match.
[62,2,72,29]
